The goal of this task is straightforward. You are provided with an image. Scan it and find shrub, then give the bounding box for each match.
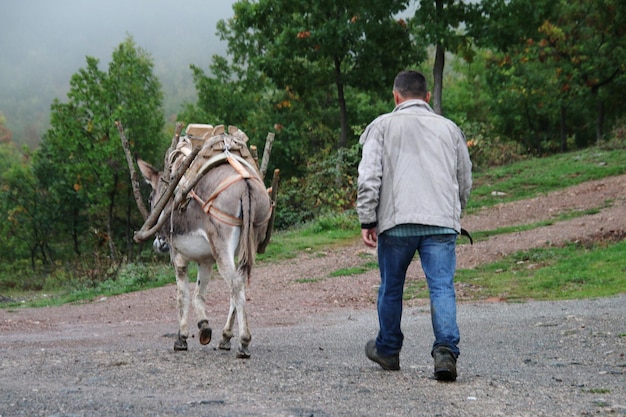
[460,120,527,170]
[275,143,360,229]
[600,118,626,150]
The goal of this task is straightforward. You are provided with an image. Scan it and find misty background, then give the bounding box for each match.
[0,0,236,147]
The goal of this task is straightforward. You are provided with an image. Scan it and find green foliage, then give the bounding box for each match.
[463,125,527,171]
[274,142,361,229]
[0,111,11,142]
[600,118,626,150]
[27,36,166,272]
[472,0,558,51]
[473,0,626,153]
[0,143,47,263]
[3,1,626,306]
[2,262,173,308]
[218,0,423,150]
[410,0,479,113]
[181,60,343,179]
[442,50,528,169]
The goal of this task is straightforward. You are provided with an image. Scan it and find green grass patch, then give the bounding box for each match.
[257,211,360,262]
[329,261,378,278]
[464,207,604,244]
[295,278,321,284]
[404,279,429,300]
[2,263,176,308]
[450,239,626,301]
[583,388,612,394]
[467,148,626,213]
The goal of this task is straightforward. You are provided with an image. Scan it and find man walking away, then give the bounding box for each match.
[356,70,472,381]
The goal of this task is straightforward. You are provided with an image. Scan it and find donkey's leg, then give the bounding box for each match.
[193,261,214,345]
[231,272,252,358]
[213,229,252,357]
[217,269,251,357]
[217,258,252,358]
[173,254,191,351]
[218,300,236,351]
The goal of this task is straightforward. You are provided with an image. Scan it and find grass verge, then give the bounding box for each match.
[467,147,626,213]
[405,237,626,302]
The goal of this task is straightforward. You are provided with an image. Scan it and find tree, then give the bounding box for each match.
[218,0,423,150]
[533,0,626,144]
[473,0,626,151]
[470,0,557,52]
[0,142,45,267]
[0,112,12,143]
[410,0,478,115]
[33,37,165,265]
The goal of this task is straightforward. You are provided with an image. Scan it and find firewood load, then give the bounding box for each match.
[116,120,279,251]
[176,124,261,180]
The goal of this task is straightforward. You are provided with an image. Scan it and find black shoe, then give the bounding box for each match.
[433,346,457,381]
[365,339,400,371]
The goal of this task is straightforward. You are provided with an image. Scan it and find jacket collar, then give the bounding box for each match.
[393,99,433,113]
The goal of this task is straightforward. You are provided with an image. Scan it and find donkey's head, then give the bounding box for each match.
[137,158,171,254]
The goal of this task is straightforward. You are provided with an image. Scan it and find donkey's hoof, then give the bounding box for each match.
[198,321,212,346]
[236,345,251,359]
[218,338,231,351]
[174,339,188,351]
[174,332,188,351]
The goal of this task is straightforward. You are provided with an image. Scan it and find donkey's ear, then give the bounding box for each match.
[136,159,159,189]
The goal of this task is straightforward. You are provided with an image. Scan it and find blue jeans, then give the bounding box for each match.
[375,233,460,358]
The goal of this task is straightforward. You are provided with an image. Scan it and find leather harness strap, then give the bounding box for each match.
[227,155,251,179]
[188,156,272,228]
[189,174,245,226]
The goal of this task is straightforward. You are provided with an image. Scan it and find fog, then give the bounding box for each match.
[0,0,236,146]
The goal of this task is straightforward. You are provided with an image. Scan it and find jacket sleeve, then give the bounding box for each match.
[356,123,384,226]
[456,130,473,210]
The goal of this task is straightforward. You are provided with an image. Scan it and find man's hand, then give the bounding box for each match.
[361,228,378,248]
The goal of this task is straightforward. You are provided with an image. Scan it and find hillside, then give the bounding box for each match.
[2,173,624,329]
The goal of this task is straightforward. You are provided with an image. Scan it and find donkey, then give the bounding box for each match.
[137,127,272,358]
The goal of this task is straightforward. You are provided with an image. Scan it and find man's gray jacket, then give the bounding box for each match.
[356,99,472,235]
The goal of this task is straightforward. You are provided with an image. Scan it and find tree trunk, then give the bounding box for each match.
[595,90,604,145]
[334,55,349,188]
[107,174,119,261]
[560,104,568,152]
[125,190,135,261]
[431,0,445,115]
[334,55,349,149]
[432,42,445,115]
[72,206,81,257]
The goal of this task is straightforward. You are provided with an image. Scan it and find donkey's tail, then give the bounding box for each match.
[237,179,256,282]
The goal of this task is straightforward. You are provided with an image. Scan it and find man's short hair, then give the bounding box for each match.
[393,70,428,99]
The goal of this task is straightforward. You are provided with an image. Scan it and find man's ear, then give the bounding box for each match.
[393,90,401,105]
[425,91,431,103]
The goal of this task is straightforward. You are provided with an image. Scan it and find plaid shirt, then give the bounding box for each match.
[383,223,457,237]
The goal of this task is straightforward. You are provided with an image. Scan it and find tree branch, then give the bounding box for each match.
[115,120,149,220]
[260,132,275,179]
[133,144,201,242]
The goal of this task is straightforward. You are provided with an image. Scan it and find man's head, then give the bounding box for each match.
[393,70,430,105]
